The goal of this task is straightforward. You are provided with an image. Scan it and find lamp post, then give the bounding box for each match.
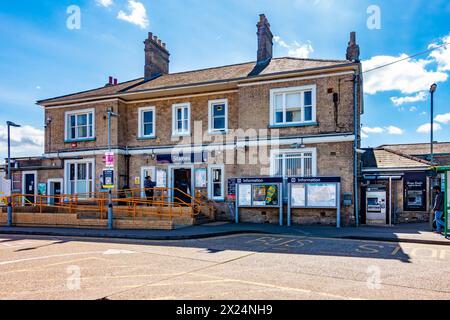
[106,108,118,230]
[430,84,437,165]
[6,121,21,227]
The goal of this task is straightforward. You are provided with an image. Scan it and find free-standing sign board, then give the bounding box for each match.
[233,177,283,226]
[287,177,341,228]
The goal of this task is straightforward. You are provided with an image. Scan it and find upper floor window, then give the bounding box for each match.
[208,99,228,133]
[65,109,95,141]
[270,85,316,126]
[172,103,191,136]
[138,106,156,138]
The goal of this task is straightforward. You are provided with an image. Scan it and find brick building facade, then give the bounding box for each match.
[11,14,363,226]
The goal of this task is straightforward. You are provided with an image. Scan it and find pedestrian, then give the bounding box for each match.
[432,186,445,234]
[144,176,156,206]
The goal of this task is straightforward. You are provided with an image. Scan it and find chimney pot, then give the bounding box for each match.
[114,78,118,85]
[109,76,113,84]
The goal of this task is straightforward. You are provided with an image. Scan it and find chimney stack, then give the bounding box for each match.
[144,32,170,80]
[256,14,273,63]
[346,32,360,62]
[113,78,118,85]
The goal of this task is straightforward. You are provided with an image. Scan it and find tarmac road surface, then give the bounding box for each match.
[0,233,449,300]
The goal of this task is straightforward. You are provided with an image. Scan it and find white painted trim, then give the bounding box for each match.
[239,71,355,87]
[208,99,229,134]
[269,148,318,177]
[63,158,96,198]
[208,164,225,201]
[138,106,156,138]
[44,134,356,158]
[47,178,64,205]
[270,85,317,126]
[172,103,191,137]
[64,108,95,141]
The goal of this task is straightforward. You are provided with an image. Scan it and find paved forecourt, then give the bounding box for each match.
[0,233,449,300]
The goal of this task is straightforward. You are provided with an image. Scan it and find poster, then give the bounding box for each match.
[307,184,337,208]
[404,172,426,211]
[0,178,11,197]
[195,169,207,188]
[156,169,167,188]
[38,183,47,196]
[251,185,279,206]
[238,184,251,206]
[291,184,306,207]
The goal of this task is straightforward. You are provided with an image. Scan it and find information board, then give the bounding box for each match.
[291,184,306,207]
[307,183,338,208]
[195,169,207,188]
[238,184,251,206]
[227,178,237,199]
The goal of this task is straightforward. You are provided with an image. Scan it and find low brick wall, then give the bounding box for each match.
[0,212,192,230]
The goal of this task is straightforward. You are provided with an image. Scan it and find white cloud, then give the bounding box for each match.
[274,36,314,59]
[390,92,427,106]
[409,106,418,112]
[435,113,450,124]
[385,126,404,135]
[416,123,442,133]
[362,125,404,136]
[362,54,448,95]
[96,0,113,7]
[362,126,384,134]
[429,34,450,72]
[0,125,44,159]
[117,1,149,29]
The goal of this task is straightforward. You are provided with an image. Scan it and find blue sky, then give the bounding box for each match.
[0,0,449,159]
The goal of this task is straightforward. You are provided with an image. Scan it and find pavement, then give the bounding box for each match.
[0,222,448,245]
[1,232,450,300]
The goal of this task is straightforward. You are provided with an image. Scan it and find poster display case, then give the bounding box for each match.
[287,177,341,228]
[234,177,283,226]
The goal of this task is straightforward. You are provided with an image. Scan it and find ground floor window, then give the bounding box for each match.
[208,165,224,201]
[271,150,316,177]
[65,160,95,197]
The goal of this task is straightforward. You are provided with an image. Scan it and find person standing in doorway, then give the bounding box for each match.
[432,186,445,234]
[144,176,156,206]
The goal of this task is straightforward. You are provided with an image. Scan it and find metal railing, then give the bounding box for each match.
[9,187,216,222]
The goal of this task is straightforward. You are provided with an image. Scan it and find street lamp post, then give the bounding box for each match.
[6,121,21,227]
[106,108,118,230]
[430,84,437,165]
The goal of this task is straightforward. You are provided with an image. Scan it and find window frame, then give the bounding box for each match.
[208,164,225,201]
[208,99,229,134]
[269,85,317,126]
[64,158,96,199]
[172,103,191,137]
[64,108,95,141]
[269,148,318,177]
[138,106,156,139]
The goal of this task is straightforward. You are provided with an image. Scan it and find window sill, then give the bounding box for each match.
[137,136,157,141]
[207,130,229,135]
[268,122,318,129]
[65,138,96,143]
[172,133,191,138]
